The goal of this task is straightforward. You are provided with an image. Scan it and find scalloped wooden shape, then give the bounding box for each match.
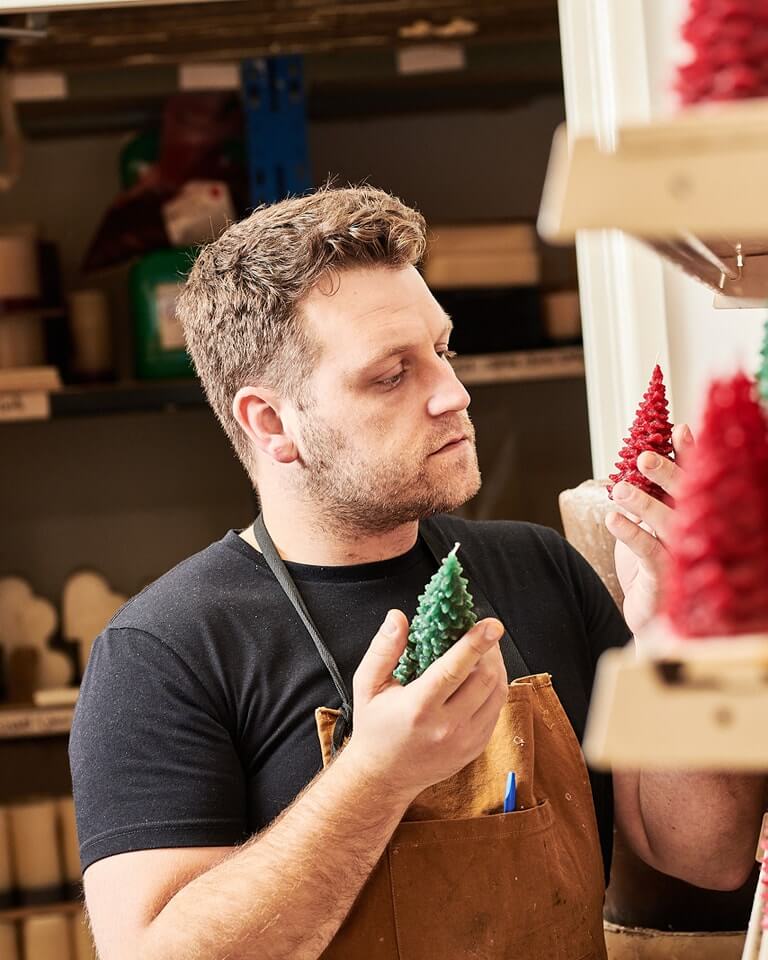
[0,576,72,689]
[62,570,126,673]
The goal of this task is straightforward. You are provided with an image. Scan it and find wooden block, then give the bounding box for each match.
[8,799,62,900]
[584,633,768,770]
[32,688,78,709]
[22,911,73,960]
[539,100,768,242]
[0,367,60,393]
[424,251,541,288]
[428,223,536,256]
[603,923,745,959]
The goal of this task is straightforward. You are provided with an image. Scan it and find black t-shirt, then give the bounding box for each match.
[69,514,631,883]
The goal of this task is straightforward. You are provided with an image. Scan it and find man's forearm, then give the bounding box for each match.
[616,769,767,890]
[139,745,413,960]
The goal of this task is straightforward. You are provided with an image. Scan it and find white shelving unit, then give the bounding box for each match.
[538,98,768,306]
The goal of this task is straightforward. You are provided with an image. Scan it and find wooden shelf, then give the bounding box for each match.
[0,899,81,922]
[538,98,768,305]
[452,346,584,385]
[584,633,768,771]
[50,379,203,417]
[5,3,559,71]
[0,379,204,424]
[0,349,585,424]
[0,706,74,740]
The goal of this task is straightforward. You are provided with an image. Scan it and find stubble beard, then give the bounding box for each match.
[295,413,482,537]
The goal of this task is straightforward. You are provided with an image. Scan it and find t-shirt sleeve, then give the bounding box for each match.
[558,535,633,665]
[69,626,249,873]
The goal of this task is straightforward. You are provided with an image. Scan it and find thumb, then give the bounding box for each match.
[353,609,409,701]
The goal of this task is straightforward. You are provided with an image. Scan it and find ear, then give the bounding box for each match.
[232,385,298,465]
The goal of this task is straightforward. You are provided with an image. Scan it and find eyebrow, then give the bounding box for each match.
[355,315,454,376]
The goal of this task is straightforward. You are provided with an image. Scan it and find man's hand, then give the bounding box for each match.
[605,423,695,637]
[346,610,508,801]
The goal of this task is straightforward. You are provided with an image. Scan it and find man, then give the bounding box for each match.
[71,185,764,960]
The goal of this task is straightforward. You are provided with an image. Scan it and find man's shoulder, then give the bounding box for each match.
[107,531,258,638]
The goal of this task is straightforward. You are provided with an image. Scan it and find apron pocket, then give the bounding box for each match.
[388,799,560,960]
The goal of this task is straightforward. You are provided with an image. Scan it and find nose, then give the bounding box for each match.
[426,356,471,418]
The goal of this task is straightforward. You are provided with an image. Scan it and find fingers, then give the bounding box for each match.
[671,422,695,469]
[415,618,504,706]
[353,609,409,701]
[610,480,673,541]
[628,423,694,502]
[443,644,506,721]
[632,451,682,502]
[605,509,666,569]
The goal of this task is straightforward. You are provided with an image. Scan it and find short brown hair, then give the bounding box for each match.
[177,184,427,481]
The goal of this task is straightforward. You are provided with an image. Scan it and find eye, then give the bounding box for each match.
[439,349,458,362]
[378,369,405,389]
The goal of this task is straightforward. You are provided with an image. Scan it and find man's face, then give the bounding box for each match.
[290,265,481,534]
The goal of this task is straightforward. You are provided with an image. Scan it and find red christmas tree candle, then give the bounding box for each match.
[661,372,768,639]
[675,0,768,106]
[607,364,674,502]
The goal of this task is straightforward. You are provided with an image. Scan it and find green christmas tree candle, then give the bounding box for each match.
[393,542,478,685]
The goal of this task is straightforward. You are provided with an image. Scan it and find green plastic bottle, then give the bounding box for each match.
[130,248,196,379]
[120,130,160,189]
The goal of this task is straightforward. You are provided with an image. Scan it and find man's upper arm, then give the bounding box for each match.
[85,846,233,960]
[70,626,248,873]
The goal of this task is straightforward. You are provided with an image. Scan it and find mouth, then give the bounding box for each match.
[431,435,469,455]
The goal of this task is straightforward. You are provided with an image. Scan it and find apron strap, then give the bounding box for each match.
[254,512,532,757]
[418,516,532,679]
[253,514,353,757]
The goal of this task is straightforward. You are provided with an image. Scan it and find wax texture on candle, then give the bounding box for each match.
[393,542,477,685]
[661,372,768,638]
[675,0,768,106]
[607,364,673,503]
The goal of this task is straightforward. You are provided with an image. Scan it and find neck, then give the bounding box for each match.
[242,498,420,565]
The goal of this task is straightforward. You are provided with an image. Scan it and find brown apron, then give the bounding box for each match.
[316,674,606,960]
[253,514,608,960]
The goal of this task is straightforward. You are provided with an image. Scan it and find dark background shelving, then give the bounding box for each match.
[0,0,590,631]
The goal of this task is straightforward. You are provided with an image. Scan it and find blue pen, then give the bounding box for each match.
[504,771,516,813]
